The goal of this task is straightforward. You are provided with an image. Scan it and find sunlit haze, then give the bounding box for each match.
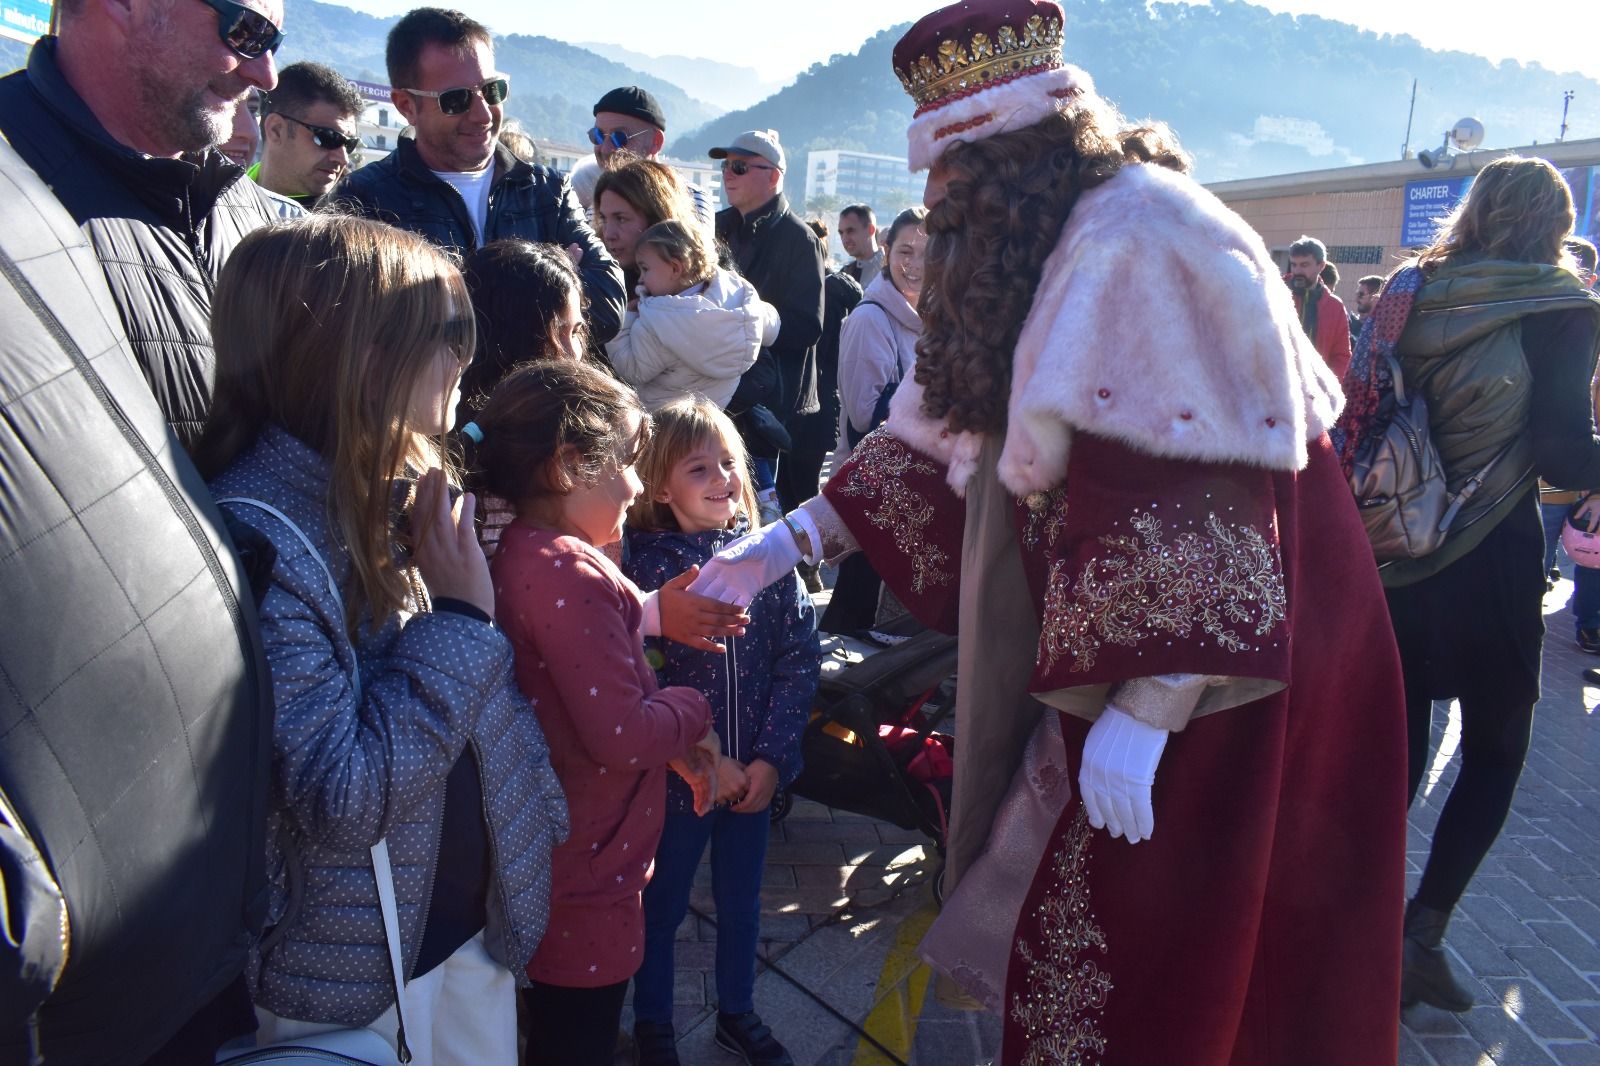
[333,0,1597,87]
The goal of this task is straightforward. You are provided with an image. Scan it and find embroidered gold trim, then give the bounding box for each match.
[1040,509,1286,673]
[834,433,953,593]
[895,13,1065,111]
[1008,805,1111,1063]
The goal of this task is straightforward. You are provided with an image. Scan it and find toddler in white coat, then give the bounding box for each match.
[607,220,780,411]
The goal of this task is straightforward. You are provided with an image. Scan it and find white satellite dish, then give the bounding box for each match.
[1451,118,1485,150]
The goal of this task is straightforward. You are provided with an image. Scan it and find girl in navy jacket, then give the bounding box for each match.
[623,397,820,1065]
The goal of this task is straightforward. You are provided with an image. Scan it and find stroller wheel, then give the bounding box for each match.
[932,862,947,907]
[769,788,793,824]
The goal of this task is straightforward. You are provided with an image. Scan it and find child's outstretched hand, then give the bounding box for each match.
[412,468,495,620]
[669,732,726,816]
[660,566,750,652]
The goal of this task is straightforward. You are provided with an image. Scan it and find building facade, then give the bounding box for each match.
[1207,138,1600,305]
[804,148,923,215]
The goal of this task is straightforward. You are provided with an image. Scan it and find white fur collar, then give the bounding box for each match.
[885,163,1343,496]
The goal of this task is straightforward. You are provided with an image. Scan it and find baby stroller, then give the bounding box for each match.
[770,622,959,901]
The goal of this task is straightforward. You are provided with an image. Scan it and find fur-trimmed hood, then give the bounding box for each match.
[885,162,1343,495]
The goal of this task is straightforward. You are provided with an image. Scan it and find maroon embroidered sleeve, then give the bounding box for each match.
[1028,432,1291,696]
[821,428,964,633]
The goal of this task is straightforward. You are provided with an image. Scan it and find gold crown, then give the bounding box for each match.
[894,14,1065,112]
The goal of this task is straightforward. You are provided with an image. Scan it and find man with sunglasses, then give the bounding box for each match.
[590,85,711,226]
[0,0,286,453]
[252,60,364,210]
[712,130,827,515]
[336,6,624,345]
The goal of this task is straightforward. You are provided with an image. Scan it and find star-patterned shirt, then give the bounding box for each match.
[493,522,711,987]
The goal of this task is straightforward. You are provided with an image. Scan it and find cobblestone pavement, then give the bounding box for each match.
[614,584,1600,1065]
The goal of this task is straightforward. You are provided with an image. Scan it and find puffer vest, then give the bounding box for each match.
[1387,257,1600,584]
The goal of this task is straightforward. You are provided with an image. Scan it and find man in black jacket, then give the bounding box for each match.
[712,130,826,511]
[0,0,285,454]
[336,7,625,345]
[0,137,274,1066]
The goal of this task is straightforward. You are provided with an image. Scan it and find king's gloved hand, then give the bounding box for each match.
[1078,706,1169,844]
[686,519,803,607]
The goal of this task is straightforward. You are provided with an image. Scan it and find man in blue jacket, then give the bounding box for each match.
[335,7,625,345]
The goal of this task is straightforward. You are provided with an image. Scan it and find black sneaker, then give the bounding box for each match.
[714,1011,794,1066]
[633,1020,680,1066]
[1578,628,1600,654]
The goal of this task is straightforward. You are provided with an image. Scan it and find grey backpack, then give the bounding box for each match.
[1351,355,1506,562]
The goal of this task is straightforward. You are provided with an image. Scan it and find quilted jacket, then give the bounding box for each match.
[211,426,568,1026]
[0,137,274,1066]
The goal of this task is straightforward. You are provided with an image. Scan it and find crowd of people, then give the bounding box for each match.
[1,0,1598,1063]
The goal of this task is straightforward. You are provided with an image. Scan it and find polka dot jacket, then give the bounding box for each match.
[492,522,711,988]
[211,425,570,1027]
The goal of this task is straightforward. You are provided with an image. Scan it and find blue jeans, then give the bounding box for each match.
[632,808,770,1024]
[1574,565,1600,631]
[751,457,777,494]
[1541,500,1569,574]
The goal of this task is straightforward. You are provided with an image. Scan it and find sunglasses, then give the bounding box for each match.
[194,0,284,60]
[400,78,509,116]
[588,126,652,149]
[278,113,360,152]
[721,158,777,176]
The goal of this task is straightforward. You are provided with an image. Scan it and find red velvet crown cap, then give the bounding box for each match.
[892,0,1082,171]
[892,0,1067,114]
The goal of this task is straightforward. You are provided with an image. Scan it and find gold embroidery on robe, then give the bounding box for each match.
[1008,805,1111,1064]
[835,434,954,593]
[1039,509,1286,673]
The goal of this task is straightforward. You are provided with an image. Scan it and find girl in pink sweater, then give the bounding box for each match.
[467,359,732,1066]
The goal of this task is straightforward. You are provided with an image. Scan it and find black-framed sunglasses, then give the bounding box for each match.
[587,126,651,149]
[721,157,777,176]
[194,0,284,60]
[399,78,509,116]
[278,113,361,152]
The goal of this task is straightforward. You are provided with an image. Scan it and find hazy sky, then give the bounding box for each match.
[333,0,1596,84]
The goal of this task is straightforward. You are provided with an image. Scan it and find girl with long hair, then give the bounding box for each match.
[199,215,565,1063]
[1373,155,1600,1011]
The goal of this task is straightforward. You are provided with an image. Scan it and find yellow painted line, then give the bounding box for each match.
[852,902,939,1065]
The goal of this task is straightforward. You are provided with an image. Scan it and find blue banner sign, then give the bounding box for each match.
[0,0,50,43]
[1401,177,1471,247]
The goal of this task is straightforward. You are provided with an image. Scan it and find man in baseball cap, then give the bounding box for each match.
[710,128,826,521]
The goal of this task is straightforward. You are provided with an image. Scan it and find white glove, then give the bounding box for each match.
[1078,706,1169,844]
[685,519,802,607]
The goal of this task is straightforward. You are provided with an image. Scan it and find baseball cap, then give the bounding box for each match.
[708,130,786,172]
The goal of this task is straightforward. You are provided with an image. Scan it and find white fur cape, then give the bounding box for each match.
[884,162,1344,496]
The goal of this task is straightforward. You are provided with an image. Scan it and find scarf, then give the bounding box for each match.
[1298,279,1325,342]
[1329,265,1426,475]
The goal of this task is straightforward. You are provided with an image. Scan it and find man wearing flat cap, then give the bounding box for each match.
[711,130,826,517]
[590,85,710,225]
[690,1,1407,1061]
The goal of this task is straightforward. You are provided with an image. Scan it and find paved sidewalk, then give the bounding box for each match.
[615,583,1600,1065]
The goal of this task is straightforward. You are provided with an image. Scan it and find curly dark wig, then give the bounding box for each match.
[915,97,1190,435]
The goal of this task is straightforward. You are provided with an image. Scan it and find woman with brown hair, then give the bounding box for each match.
[689,1,1410,1060]
[1348,156,1600,1012]
[591,158,695,296]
